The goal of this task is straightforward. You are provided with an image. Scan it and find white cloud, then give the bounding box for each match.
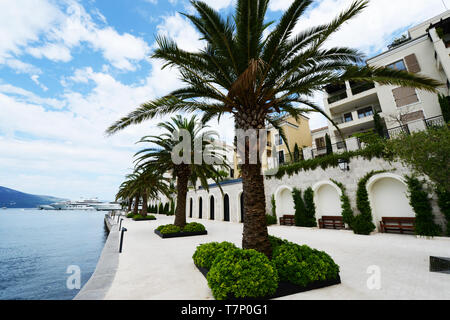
[31,75,49,92]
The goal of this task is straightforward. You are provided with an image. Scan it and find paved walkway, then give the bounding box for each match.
[104,215,450,300]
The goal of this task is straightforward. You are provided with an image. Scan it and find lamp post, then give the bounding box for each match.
[338,158,350,172]
[119,227,127,253]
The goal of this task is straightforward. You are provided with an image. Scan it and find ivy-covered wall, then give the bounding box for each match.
[265,156,446,231]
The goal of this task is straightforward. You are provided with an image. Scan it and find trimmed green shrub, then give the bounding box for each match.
[353,171,386,235]
[192,242,237,269]
[272,243,339,287]
[436,187,450,236]
[183,222,206,233]
[271,194,276,217]
[158,224,182,234]
[163,202,169,214]
[207,248,279,300]
[325,133,333,155]
[158,203,163,214]
[406,176,441,237]
[133,214,156,221]
[292,188,306,227]
[268,235,290,251]
[331,179,354,226]
[266,214,277,225]
[126,212,135,218]
[303,187,317,227]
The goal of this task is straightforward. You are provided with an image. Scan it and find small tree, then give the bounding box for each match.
[158,203,163,214]
[406,176,441,237]
[438,94,450,123]
[373,111,385,138]
[436,187,450,236]
[325,134,333,155]
[293,143,301,162]
[331,179,354,226]
[292,188,307,227]
[164,202,169,214]
[270,194,276,218]
[303,187,317,227]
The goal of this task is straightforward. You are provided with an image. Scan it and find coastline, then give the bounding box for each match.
[73,213,121,300]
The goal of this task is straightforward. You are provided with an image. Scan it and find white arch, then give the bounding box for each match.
[274,185,295,219]
[366,173,414,230]
[313,181,342,221]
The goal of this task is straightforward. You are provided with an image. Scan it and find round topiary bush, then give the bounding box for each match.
[183,222,206,233]
[207,248,279,300]
[272,243,339,287]
[126,212,134,218]
[158,224,181,234]
[351,214,376,235]
[192,242,237,269]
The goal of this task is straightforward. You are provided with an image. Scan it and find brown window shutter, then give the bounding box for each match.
[400,110,425,123]
[404,54,421,73]
[392,87,419,107]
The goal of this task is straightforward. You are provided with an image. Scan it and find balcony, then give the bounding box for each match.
[350,81,375,96]
[325,83,348,104]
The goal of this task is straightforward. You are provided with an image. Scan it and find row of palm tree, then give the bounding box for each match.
[116,115,228,226]
[109,0,440,257]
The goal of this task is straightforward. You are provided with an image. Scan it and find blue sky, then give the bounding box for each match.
[0,0,448,200]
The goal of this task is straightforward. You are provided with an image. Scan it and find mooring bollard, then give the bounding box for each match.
[119,218,124,231]
[119,227,127,253]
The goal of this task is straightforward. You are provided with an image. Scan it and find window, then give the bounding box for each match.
[275,134,283,146]
[387,60,407,71]
[392,87,419,107]
[278,150,285,164]
[343,112,353,123]
[315,137,326,150]
[357,106,374,119]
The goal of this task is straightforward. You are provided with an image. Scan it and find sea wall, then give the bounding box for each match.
[74,214,121,300]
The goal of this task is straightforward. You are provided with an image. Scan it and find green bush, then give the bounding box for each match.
[207,248,279,300]
[406,176,441,237]
[164,202,169,214]
[272,243,340,287]
[158,224,182,234]
[331,179,354,226]
[436,187,450,236]
[133,214,156,221]
[183,222,206,233]
[158,203,163,214]
[126,212,135,218]
[266,214,277,225]
[353,171,385,235]
[192,242,237,269]
[268,235,290,251]
[292,188,306,227]
[303,187,317,227]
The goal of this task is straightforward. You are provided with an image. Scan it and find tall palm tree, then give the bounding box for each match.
[134,115,227,227]
[107,0,441,256]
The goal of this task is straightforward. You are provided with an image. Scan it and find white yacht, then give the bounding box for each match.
[40,197,120,211]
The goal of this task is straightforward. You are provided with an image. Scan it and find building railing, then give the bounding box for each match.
[350,82,375,95]
[327,89,348,104]
[425,115,446,128]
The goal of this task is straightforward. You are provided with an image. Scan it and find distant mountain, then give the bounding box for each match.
[0,186,67,208]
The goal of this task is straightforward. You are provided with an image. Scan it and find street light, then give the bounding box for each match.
[338,158,350,172]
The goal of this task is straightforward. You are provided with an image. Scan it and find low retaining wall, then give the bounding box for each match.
[74,214,121,300]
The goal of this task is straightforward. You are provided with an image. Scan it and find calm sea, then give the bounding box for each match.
[0,209,108,300]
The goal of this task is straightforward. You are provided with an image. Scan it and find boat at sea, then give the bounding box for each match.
[38,198,121,211]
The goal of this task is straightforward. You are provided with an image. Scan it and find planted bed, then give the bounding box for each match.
[192,237,341,300]
[154,222,207,239]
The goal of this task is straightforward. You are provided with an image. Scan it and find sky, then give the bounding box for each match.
[0,0,449,201]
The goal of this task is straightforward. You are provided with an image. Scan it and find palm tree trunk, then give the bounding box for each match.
[127,198,132,212]
[174,165,191,228]
[237,116,272,257]
[141,191,148,216]
[241,162,271,257]
[133,194,139,214]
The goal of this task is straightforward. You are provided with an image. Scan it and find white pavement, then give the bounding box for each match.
[104,215,450,300]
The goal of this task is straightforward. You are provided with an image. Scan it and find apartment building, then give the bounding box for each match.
[232,115,313,177]
[309,10,450,156]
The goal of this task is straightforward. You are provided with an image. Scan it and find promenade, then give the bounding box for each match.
[85,215,450,300]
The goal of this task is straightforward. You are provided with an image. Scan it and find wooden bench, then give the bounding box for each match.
[380,217,415,234]
[319,216,345,230]
[279,215,295,226]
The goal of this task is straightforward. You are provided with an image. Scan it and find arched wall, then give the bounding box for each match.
[367,173,414,230]
[275,186,294,218]
[313,181,342,220]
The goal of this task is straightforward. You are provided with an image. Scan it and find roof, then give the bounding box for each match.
[311,126,329,134]
[197,178,243,190]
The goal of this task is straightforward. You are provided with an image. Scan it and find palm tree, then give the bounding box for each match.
[116,168,172,216]
[133,115,227,227]
[107,0,441,256]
